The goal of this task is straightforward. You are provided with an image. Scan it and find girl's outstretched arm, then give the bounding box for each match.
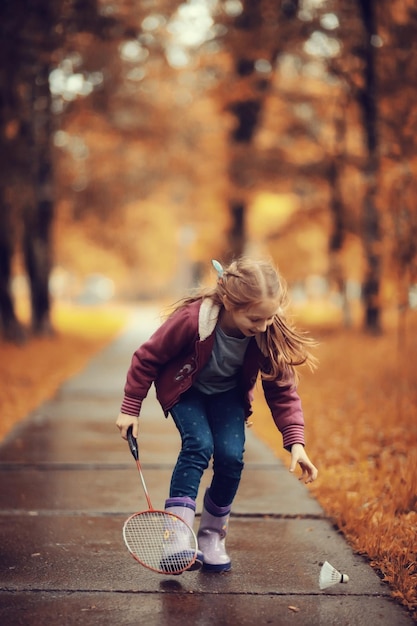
[289,443,318,484]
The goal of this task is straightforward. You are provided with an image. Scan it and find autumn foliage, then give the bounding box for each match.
[0,304,127,443]
[1,0,417,621]
[253,307,417,620]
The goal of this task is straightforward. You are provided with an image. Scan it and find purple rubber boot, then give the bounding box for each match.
[197,490,232,573]
[161,497,203,573]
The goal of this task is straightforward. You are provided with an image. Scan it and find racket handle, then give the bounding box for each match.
[127,425,139,461]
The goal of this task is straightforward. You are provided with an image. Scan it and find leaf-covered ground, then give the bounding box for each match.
[0,303,128,443]
[252,310,417,622]
[1,303,416,621]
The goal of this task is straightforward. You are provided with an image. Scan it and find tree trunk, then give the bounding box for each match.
[0,198,26,342]
[357,0,382,333]
[328,159,352,328]
[225,0,299,259]
[23,61,54,336]
[0,1,25,342]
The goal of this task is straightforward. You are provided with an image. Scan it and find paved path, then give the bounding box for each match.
[0,305,414,625]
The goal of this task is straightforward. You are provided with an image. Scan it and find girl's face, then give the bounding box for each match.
[223,297,280,337]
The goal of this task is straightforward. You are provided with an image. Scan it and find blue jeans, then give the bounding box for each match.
[169,386,246,507]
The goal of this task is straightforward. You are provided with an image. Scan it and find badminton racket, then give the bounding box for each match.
[122,425,198,574]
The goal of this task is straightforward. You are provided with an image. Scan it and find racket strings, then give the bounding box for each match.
[123,511,197,574]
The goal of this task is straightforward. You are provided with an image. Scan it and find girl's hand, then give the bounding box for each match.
[116,412,139,440]
[289,443,318,484]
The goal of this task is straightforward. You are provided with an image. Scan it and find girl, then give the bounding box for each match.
[116,257,318,573]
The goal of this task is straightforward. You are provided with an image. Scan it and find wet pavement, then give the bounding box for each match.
[0,305,414,625]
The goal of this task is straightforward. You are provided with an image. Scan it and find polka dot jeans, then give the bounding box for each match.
[169,386,246,508]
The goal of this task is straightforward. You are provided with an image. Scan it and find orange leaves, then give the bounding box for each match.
[252,312,417,619]
[0,304,127,442]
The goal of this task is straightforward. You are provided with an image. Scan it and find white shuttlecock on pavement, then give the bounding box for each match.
[319,561,350,590]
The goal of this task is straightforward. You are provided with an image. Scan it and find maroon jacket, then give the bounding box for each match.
[121,298,305,450]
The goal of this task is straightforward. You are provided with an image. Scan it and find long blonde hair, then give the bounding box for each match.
[170,256,317,384]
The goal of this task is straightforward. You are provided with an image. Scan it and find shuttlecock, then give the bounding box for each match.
[319,561,349,590]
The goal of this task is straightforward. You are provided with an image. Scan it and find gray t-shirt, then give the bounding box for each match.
[193,326,250,394]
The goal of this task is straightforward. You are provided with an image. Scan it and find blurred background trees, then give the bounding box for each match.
[1,0,417,341]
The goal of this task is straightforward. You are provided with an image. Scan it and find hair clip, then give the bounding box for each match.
[211,259,224,278]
